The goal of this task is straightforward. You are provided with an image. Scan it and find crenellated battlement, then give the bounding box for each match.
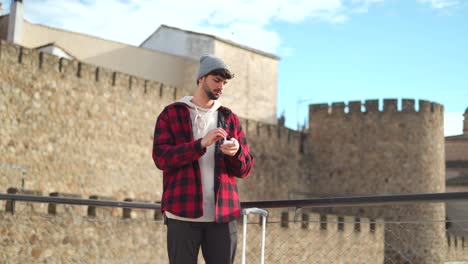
[275,210,384,234]
[1,185,384,238]
[446,233,468,261]
[310,98,444,116]
[0,40,179,101]
[240,117,303,152]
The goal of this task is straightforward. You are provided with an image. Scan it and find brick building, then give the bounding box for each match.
[446,108,468,235]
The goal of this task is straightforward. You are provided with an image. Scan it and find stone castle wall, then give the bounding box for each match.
[447,233,468,262]
[306,99,445,196]
[304,100,447,262]
[1,40,466,262]
[0,40,303,202]
[0,41,172,201]
[0,203,385,264]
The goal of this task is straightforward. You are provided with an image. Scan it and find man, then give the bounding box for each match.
[152,55,254,264]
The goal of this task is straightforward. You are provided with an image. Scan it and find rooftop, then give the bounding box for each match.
[142,24,280,60]
[446,134,468,140]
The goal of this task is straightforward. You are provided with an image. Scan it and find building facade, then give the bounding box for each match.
[446,109,468,236]
[0,0,279,124]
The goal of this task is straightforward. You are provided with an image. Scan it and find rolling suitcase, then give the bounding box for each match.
[241,208,269,264]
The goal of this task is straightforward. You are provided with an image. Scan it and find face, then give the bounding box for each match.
[200,74,228,100]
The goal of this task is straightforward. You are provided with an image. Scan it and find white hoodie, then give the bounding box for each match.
[165,96,221,222]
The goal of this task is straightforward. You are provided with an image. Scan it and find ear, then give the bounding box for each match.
[197,77,203,86]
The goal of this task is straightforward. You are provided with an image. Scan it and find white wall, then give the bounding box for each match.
[140,26,214,60]
[7,0,24,43]
[37,45,73,60]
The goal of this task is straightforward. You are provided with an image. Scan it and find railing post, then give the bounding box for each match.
[370,218,376,233]
[337,216,344,231]
[48,192,82,215]
[154,201,163,221]
[5,187,18,214]
[88,195,98,217]
[354,217,361,232]
[123,198,133,219]
[48,192,58,215]
[281,211,289,228]
[320,214,327,230]
[87,195,118,218]
[301,213,309,229]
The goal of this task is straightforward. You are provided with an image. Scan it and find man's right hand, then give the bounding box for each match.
[201,128,228,148]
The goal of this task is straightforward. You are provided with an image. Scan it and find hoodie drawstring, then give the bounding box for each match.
[193,106,209,137]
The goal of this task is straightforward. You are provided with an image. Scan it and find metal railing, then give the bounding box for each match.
[1,192,468,263]
[2,191,468,211]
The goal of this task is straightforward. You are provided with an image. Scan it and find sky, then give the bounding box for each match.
[1,0,467,135]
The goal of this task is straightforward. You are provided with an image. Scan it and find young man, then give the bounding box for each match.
[152,55,254,264]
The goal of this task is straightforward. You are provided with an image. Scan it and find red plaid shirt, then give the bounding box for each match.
[152,102,254,223]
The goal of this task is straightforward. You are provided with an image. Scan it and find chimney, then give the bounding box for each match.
[0,3,3,16]
[7,0,24,44]
[464,108,468,135]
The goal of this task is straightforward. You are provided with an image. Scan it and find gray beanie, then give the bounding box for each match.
[196,55,229,81]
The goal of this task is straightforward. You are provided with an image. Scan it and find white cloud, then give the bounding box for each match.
[16,0,389,55]
[350,0,384,13]
[275,0,343,23]
[14,0,454,56]
[417,0,459,9]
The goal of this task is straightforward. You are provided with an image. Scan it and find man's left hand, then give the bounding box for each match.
[220,138,239,156]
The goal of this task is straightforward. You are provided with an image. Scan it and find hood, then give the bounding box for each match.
[179,96,222,112]
[178,96,222,136]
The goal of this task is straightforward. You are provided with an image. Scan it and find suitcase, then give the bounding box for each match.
[241,208,269,264]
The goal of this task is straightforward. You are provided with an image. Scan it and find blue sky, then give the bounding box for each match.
[275,0,468,134]
[2,0,467,135]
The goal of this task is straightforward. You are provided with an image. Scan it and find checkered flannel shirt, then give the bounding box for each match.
[152,102,254,223]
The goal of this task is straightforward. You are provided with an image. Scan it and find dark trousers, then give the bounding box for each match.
[166,218,238,264]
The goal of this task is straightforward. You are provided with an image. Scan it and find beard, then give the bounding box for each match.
[203,80,222,100]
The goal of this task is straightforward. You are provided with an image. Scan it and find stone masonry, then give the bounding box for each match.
[1,40,466,263]
[305,100,446,263]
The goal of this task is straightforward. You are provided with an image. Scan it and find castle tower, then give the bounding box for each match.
[305,99,446,263]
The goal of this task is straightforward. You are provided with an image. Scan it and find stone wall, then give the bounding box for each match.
[446,233,468,262]
[0,204,384,264]
[306,99,445,195]
[1,40,466,263]
[0,210,163,264]
[304,100,447,262]
[0,39,303,202]
[0,41,175,201]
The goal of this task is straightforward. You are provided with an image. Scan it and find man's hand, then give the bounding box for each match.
[220,138,239,156]
[201,128,228,148]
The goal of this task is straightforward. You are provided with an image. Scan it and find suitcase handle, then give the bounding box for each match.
[242,207,268,217]
[241,208,268,264]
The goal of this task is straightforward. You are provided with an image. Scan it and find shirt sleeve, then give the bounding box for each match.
[152,107,206,171]
[224,114,254,178]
